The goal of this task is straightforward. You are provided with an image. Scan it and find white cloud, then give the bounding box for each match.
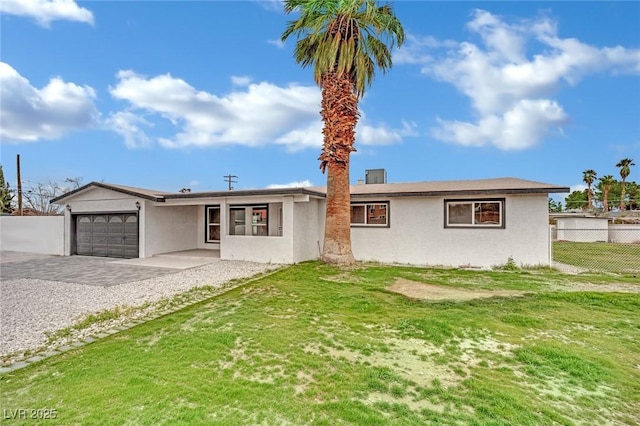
[570,184,587,193]
[431,99,568,150]
[105,111,152,149]
[109,70,415,151]
[0,62,99,142]
[0,0,94,27]
[400,9,640,150]
[254,0,283,12]
[109,70,321,149]
[267,180,313,189]
[393,34,457,65]
[360,121,418,146]
[267,39,285,49]
[231,75,252,86]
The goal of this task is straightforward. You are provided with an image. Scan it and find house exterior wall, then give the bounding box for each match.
[292,197,324,262]
[219,198,293,263]
[556,217,609,242]
[351,194,551,268]
[0,216,64,255]
[142,203,198,257]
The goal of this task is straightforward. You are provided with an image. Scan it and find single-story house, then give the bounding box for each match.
[51,177,569,268]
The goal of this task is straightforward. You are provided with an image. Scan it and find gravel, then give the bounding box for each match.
[0,261,280,364]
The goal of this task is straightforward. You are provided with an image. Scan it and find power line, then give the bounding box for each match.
[223,174,238,191]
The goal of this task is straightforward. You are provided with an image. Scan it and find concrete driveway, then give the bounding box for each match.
[0,251,218,287]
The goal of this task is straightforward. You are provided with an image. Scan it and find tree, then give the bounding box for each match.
[565,190,588,211]
[598,174,615,212]
[0,164,14,213]
[282,0,404,264]
[548,198,563,212]
[626,181,639,210]
[22,178,83,215]
[582,169,597,210]
[616,158,635,211]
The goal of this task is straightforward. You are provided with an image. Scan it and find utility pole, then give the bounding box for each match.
[16,154,23,216]
[223,174,238,191]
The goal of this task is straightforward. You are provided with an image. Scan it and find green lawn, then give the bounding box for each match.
[1,263,639,425]
[553,241,640,273]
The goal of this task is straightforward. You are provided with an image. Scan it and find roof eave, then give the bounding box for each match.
[163,187,327,200]
[50,182,166,204]
[350,187,570,198]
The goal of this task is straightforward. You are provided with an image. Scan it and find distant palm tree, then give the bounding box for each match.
[616,158,635,210]
[582,169,597,210]
[282,0,404,264]
[599,175,615,212]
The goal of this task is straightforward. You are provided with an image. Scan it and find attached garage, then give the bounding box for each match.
[75,213,139,258]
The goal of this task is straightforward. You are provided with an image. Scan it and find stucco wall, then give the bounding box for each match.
[143,203,198,257]
[292,197,324,262]
[0,216,64,255]
[220,198,293,263]
[608,224,640,244]
[351,194,551,268]
[556,217,609,242]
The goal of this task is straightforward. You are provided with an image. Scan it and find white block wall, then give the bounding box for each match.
[0,216,64,255]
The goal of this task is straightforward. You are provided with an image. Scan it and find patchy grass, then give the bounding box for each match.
[1,263,639,425]
[553,241,640,274]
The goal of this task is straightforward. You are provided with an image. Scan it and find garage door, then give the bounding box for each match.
[76,213,139,258]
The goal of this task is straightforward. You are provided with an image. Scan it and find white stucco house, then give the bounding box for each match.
[51,177,569,268]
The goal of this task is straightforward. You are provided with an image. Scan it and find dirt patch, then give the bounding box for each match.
[560,283,640,293]
[387,278,525,301]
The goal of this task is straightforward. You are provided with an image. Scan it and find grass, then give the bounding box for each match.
[1,262,639,425]
[553,241,640,273]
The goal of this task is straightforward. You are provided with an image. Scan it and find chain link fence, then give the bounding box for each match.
[551,226,640,274]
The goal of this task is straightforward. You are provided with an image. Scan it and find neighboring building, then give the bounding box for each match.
[51,177,569,268]
[554,216,610,243]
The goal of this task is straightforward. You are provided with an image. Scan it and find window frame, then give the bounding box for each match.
[350,201,390,228]
[227,203,282,237]
[444,198,505,229]
[205,205,221,243]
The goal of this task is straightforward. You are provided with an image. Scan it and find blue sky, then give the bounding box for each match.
[1,1,639,197]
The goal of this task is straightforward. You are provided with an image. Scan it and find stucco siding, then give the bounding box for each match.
[556,217,609,242]
[292,198,323,262]
[0,216,64,255]
[143,204,198,257]
[351,194,551,268]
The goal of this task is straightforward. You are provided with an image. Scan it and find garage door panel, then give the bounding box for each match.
[75,213,138,259]
[77,244,92,256]
[92,235,108,245]
[107,235,123,245]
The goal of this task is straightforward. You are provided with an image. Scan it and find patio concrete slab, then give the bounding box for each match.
[111,255,218,269]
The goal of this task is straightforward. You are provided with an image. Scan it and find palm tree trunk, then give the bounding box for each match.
[319,72,357,264]
[620,180,626,211]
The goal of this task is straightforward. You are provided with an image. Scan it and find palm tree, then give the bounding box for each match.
[282,0,404,264]
[599,175,615,212]
[582,169,597,210]
[616,158,635,210]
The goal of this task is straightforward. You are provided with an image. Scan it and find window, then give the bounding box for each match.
[206,205,221,242]
[229,206,247,236]
[350,202,389,227]
[445,199,504,228]
[228,204,282,236]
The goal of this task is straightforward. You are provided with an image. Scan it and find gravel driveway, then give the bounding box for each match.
[0,252,280,361]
